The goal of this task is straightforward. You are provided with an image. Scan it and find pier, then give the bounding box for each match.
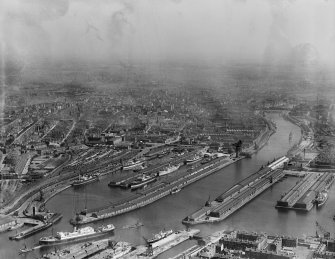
[182,156,289,225]
[276,172,334,211]
[9,213,62,240]
[40,229,199,259]
[71,156,243,225]
[108,150,199,188]
[123,229,200,259]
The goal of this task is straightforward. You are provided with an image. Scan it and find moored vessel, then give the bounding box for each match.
[185,154,202,165]
[316,190,328,207]
[147,229,174,244]
[129,174,156,190]
[39,224,115,245]
[122,159,144,170]
[158,163,181,176]
[72,174,98,187]
[171,187,181,194]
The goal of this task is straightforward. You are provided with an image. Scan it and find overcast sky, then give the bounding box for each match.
[0,0,334,68]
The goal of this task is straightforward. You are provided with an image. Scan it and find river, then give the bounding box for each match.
[1,113,334,259]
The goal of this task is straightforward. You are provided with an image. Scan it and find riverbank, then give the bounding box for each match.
[243,114,277,155]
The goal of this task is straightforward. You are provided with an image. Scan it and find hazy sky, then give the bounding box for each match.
[0,0,334,68]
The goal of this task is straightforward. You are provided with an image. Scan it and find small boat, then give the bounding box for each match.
[122,222,144,229]
[19,247,31,254]
[170,188,181,194]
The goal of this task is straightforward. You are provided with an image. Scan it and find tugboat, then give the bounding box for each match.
[129,174,156,190]
[316,190,328,207]
[39,224,115,245]
[72,174,98,187]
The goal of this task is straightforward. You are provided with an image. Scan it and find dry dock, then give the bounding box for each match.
[182,156,289,225]
[276,172,334,211]
[71,156,243,225]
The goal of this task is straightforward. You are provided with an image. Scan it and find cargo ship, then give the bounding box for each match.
[39,224,115,245]
[316,190,328,207]
[123,159,144,170]
[158,163,182,176]
[146,229,174,247]
[185,154,202,165]
[129,174,156,190]
[72,174,98,187]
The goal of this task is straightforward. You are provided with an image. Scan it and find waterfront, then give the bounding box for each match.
[2,113,334,259]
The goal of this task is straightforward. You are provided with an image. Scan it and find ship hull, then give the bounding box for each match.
[148,233,177,248]
[72,177,98,187]
[158,166,180,176]
[185,158,202,165]
[123,162,144,170]
[130,178,156,190]
[317,197,328,207]
[39,229,114,245]
[316,192,328,208]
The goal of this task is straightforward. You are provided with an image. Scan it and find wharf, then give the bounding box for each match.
[9,213,62,240]
[276,172,334,211]
[108,150,198,188]
[71,156,243,225]
[144,229,200,259]
[41,229,199,259]
[170,229,228,259]
[123,229,200,259]
[10,221,52,240]
[182,157,288,225]
[41,239,109,259]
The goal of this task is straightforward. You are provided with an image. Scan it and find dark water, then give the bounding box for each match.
[1,114,334,259]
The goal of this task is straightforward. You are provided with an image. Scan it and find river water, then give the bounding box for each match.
[1,113,334,259]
